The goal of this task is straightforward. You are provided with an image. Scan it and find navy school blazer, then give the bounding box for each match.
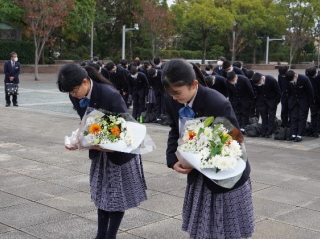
[165,84,251,194]
[70,81,136,165]
[4,60,20,84]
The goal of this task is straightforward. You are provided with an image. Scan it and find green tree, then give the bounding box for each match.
[181,0,234,63]
[0,0,23,24]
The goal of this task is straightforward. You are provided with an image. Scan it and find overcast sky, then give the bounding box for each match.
[167,0,174,7]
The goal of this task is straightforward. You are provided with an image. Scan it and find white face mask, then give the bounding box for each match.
[206,71,211,75]
[256,77,265,86]
[227,66,233,73]
[217,60,223,66]
[13,57,18,62]
[230,79,237,85]
[131,74,137,78]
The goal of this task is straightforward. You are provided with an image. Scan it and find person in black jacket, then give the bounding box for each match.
[128,66,149,120]
[226,71,255,131]
[105,61,129,105]
[233,61,248,76]
[286,70,314,142]
[4,52,20,107]
[246,70,260,120]
[252,72,281,138]
[57,64,147,239]
[213,56,226,76]
[204,75,228,98]
[278,66,290,128]
[222,60,245,78]
[306,66,320,137]
[162,59,254,239]
[148,68,166,121]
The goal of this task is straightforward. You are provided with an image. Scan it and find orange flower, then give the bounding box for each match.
[110,126,121,137]
[188,130,196,140]
[88,123,101,135]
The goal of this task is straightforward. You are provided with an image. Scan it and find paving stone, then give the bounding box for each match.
[139,193,184,216]
[145,175,186,193]
[274,207,320,231]
[37,192,95,214]
[0,191,30,208]
[22,215,96,239]
[275,178,320,196]
[0,230,37,239]
[3,181,77,201]
[49,174,90,193]
[253,186,319,206]
[142,161,172,175]
[252,196,296,219]
[120,207,167,231]
[0,201,70,229]
[0,223,13,233]
[252,219,320,239]
[127,218,189,239]
[0,170,42,190]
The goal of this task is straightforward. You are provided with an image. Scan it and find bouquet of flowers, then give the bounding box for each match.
[177,116,247,181]
[65,108,154,154]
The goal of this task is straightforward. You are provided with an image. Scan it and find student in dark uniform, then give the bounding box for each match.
[105,61,129,106]
[306,66,320,137]
[162,59,254,239]
[148,68,166,121]
[204,75,228,98]
[246,70,260,120]
[204,64,215,76]
[286,70,314,142]
[213,56,226,76]
[153,57,163,69]
[128,66,149,120]
[252,72,281,138]
[222,60,245,78]
[233,61,248,76]
[278,66,290,127]
[57,64,147,239]
[4,52,20,107]
[226,71,255,131]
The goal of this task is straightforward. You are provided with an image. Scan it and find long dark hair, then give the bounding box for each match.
[57,64,112,93]
[161,59,206,94]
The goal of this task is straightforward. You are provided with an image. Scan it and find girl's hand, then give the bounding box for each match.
[93,145,114,153]
[173,162,193,174]
[65,145,77,150]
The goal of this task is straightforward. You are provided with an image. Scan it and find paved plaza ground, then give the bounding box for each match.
[1,69,320,239]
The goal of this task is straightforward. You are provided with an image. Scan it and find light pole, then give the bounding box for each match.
[317,24,320,68]
[266,35,285,64]
[122,24,139,60]
[90,21,94,61]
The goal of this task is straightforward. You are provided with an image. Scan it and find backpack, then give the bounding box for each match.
[140,111,157,123]
[274,126,291,140]
[244,123,262,137]
[159,114,170,125]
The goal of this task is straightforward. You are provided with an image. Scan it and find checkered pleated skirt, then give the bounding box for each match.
[90,152,147,212]
[182,174,254,239]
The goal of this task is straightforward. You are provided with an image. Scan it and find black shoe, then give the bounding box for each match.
[294,137,302,142]
[5,103,10,107]
[287,136,296,141]
[265,134,271,138]
[314,133,319,138]
[13,104,18,107]
[260,134,266,138]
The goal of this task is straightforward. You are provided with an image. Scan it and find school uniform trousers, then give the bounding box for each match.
[255,75,281,136]
[309,74,320,134]
[148,70,166,118]
[249,79,259,119]
[4,60,20,105]
[278,74,290,127]
[128,72,149,119]
[226,75,255,129]
[288,74,314,136]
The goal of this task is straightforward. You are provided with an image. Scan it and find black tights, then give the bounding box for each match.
[95,209,124,239]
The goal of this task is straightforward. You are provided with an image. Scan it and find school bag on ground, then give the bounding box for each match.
[244,123,262,137]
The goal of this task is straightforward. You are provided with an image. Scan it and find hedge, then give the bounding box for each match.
[0,40,34,64]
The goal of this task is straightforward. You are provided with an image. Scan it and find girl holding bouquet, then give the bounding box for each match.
[57,64,147,239]
[163,59,254,239]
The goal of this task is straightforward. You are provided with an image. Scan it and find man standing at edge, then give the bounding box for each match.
[4,52,20,107]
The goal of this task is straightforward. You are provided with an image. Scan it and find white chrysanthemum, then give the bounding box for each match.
[199,147,210,159]
[203,127,212,138]
[182,131,190,142]
[200,160,208,169]
[215,155,232,171]
[84,134,96,143]
[196,135,209,150]
[86,116,96,126]
[228,140,242,157]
